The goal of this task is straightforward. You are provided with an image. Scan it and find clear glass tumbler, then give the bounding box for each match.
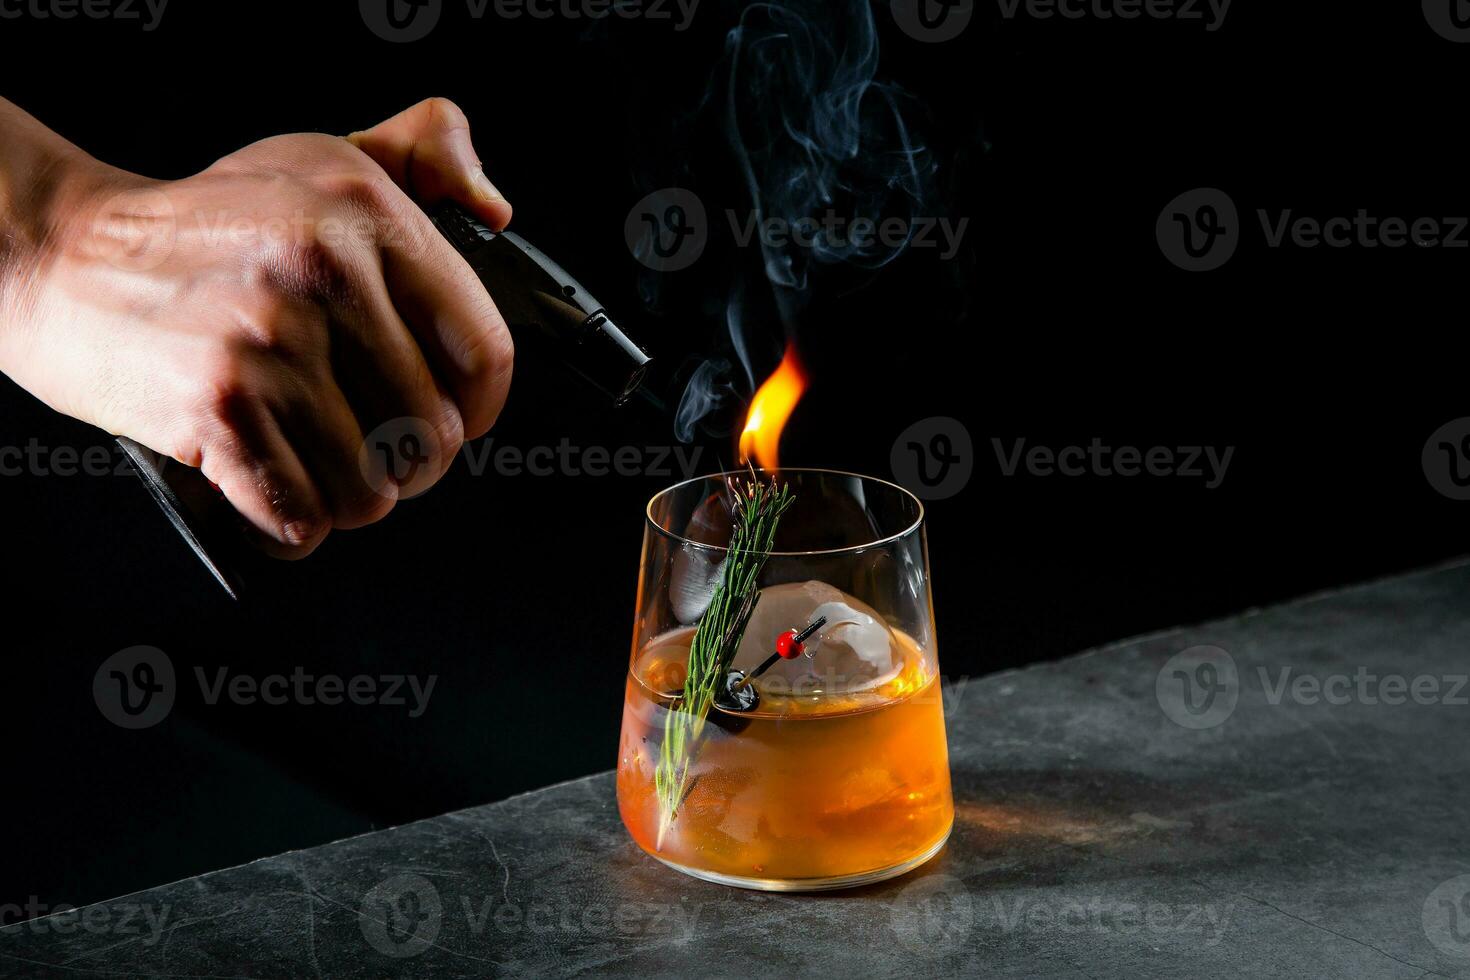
[616,469,954,891]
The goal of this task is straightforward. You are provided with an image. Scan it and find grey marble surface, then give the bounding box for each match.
[6,561,1470,978]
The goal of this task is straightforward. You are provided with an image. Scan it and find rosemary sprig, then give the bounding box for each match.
[654,471,794,848]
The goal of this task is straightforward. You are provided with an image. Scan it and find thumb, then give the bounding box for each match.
[346,97,512,231]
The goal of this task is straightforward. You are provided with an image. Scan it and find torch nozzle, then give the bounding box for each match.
[430,205,652,405]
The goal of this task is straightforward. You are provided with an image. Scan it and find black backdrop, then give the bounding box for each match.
[3,0,1467,916]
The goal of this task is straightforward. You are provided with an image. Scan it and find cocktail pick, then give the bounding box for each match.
[730,615,829,694]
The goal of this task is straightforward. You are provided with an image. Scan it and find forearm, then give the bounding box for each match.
[0,97,113,374]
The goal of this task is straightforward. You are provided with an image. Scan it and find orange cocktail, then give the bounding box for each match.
[617,622,953,886]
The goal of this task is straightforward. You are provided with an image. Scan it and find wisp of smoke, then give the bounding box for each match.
[672,0,938,443]
[724,0,931,289]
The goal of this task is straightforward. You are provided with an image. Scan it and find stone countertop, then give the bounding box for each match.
[5,561,1470,979]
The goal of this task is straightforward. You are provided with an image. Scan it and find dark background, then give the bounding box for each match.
[3,0,1467,917]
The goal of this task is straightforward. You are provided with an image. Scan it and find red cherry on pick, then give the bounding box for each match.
[775,629,803,659]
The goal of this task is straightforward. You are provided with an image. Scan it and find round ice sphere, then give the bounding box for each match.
[732,581,902,694]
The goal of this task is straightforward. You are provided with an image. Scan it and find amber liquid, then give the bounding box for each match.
[616,628,954,885]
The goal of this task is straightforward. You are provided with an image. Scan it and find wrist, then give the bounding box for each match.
[0,120,86,310]
[0,138,126,366]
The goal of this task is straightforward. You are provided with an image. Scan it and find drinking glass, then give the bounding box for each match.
[616,469,954,891]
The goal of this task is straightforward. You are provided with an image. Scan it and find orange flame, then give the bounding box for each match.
[738,346,807,471]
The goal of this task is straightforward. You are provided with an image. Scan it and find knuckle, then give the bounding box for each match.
[272,235,354,301]
[279,510,331,550]
[461,309,515,387]
[230,292,306,357]
[276,499,329,543]
[431,403,465,459]
[325,173,415,251]
[190,348,254,427]
[456,314,514,435]
[329,171,401,221]
[252,467,331,551]
[198,429,326,551]
[421,96,470,135]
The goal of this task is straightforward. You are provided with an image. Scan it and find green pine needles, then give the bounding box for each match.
[654,472,794,849]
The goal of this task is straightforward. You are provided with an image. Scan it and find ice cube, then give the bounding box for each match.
[666,489,739,623]
[825,766,904,814]
[732,581,902,695]
[668,543,723,623]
